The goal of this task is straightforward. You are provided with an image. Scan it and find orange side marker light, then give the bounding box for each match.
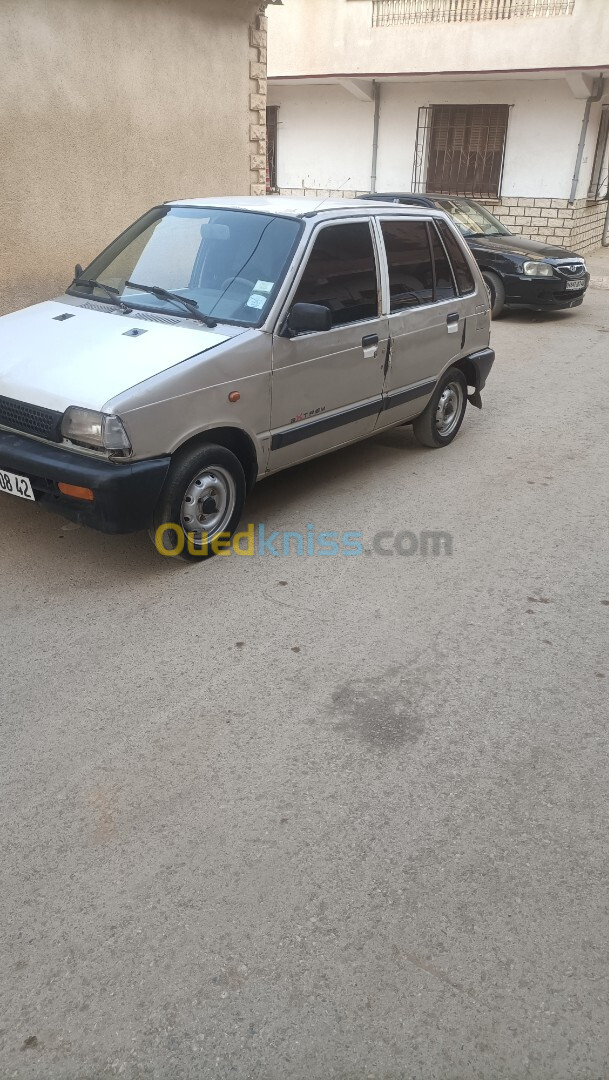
[58,483,95,501]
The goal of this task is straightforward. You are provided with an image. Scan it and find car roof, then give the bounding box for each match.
[168,195,446,220]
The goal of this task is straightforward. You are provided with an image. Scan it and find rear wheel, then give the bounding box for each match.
[412,367,468,449]
[150,443,246,562]
[482,271,506,319]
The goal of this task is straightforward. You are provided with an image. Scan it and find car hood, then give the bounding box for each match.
[466,233,581,261]
[0,299,237,414]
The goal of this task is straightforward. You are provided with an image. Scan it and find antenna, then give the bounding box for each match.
[313,177,352,214]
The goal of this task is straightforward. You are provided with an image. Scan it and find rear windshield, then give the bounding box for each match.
[69,206,302,326]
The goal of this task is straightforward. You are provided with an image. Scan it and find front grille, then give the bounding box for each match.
[0,395,63,442]
[552,289,585,302]
[555,261,587,278]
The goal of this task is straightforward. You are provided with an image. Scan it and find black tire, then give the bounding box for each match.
[482,271,506,319]
[412,367,468,449]
[150,443,246,562]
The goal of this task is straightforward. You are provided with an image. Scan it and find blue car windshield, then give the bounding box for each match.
[69,206,302,326]
[435,198,511,238]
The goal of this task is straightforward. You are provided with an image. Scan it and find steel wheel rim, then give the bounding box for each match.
[180,466,236,543]
[435,381,463,437]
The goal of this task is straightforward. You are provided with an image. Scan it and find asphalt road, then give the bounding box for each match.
[1,253,609,1080]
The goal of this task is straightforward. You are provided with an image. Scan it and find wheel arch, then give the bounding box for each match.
[452,346,495,406]
[454,355,480,392]
[435,355,480,393]
[172,426,259,492]
[480,265,505,281]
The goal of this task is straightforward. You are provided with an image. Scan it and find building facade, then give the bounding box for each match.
[267,0,609,251]
[0,0,271,315]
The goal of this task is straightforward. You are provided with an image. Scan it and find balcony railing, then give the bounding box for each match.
[372,0,575,25]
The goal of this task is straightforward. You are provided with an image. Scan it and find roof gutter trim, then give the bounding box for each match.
[270,64,608,81]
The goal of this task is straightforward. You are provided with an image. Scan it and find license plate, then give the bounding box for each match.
[0,469,35,501]
[566,279,585,291]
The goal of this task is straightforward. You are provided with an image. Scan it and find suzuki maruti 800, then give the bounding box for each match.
[0,197,494,561]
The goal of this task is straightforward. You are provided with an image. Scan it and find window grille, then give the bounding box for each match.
[412,104,510,199]
[266,106,279,193]
[372,0,575,26]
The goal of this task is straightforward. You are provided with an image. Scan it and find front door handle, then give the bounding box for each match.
[362,333,379,359]
[447,313,460,334]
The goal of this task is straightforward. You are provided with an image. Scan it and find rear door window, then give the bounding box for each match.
[292,222,379,326]
[435,221,476,295]
[380,220,434,311]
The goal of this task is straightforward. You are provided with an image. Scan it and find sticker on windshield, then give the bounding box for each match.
[246,293,267,310]
[254,280,274,294]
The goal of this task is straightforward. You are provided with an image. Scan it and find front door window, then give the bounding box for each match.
[291,222,379,326]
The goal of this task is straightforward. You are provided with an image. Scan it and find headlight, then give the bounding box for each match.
[523,261,554,277]
[61,407,131,452]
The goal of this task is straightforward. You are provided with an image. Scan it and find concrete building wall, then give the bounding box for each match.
[0,0,266,314]
[269,83,376,192]
[269,78,609,250]
[269,79,600,200]
[377,80,602,202]
[482,196,609,251]
[268,0,607,78]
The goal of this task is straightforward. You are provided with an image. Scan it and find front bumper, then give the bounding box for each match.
[0,429,170,533]
[504,271,590,310]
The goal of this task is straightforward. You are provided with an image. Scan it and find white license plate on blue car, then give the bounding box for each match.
[0,469,35,500]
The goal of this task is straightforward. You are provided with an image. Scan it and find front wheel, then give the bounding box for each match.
[412,368,468,449]
[150,443,246,562]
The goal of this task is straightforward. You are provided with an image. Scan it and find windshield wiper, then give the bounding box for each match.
[124,281,217,327]
[71,277,133,313]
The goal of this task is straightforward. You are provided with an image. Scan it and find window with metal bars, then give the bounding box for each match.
[371,0,575,25]
[412,104,510,199]
[266,106,279,193]
[588,107,609,202]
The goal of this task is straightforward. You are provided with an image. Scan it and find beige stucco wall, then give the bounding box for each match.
[0,0,266,314]
[268,0,608,77]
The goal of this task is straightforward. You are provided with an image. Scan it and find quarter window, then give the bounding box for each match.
[435,221,476,295]
[429,225,456,301]
[380,220,434,311]
[292,223,379,326]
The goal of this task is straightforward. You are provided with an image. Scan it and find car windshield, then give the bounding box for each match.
[434,198,511,238]
[69,206,302,326]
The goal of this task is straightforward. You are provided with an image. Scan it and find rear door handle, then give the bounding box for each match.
[447,313,460,335]
[362,333,379,359]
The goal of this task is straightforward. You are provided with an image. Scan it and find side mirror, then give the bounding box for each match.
[287,302,332,336]
[74,263,83,280]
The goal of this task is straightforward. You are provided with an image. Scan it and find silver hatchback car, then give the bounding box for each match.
[0,197,494,561]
